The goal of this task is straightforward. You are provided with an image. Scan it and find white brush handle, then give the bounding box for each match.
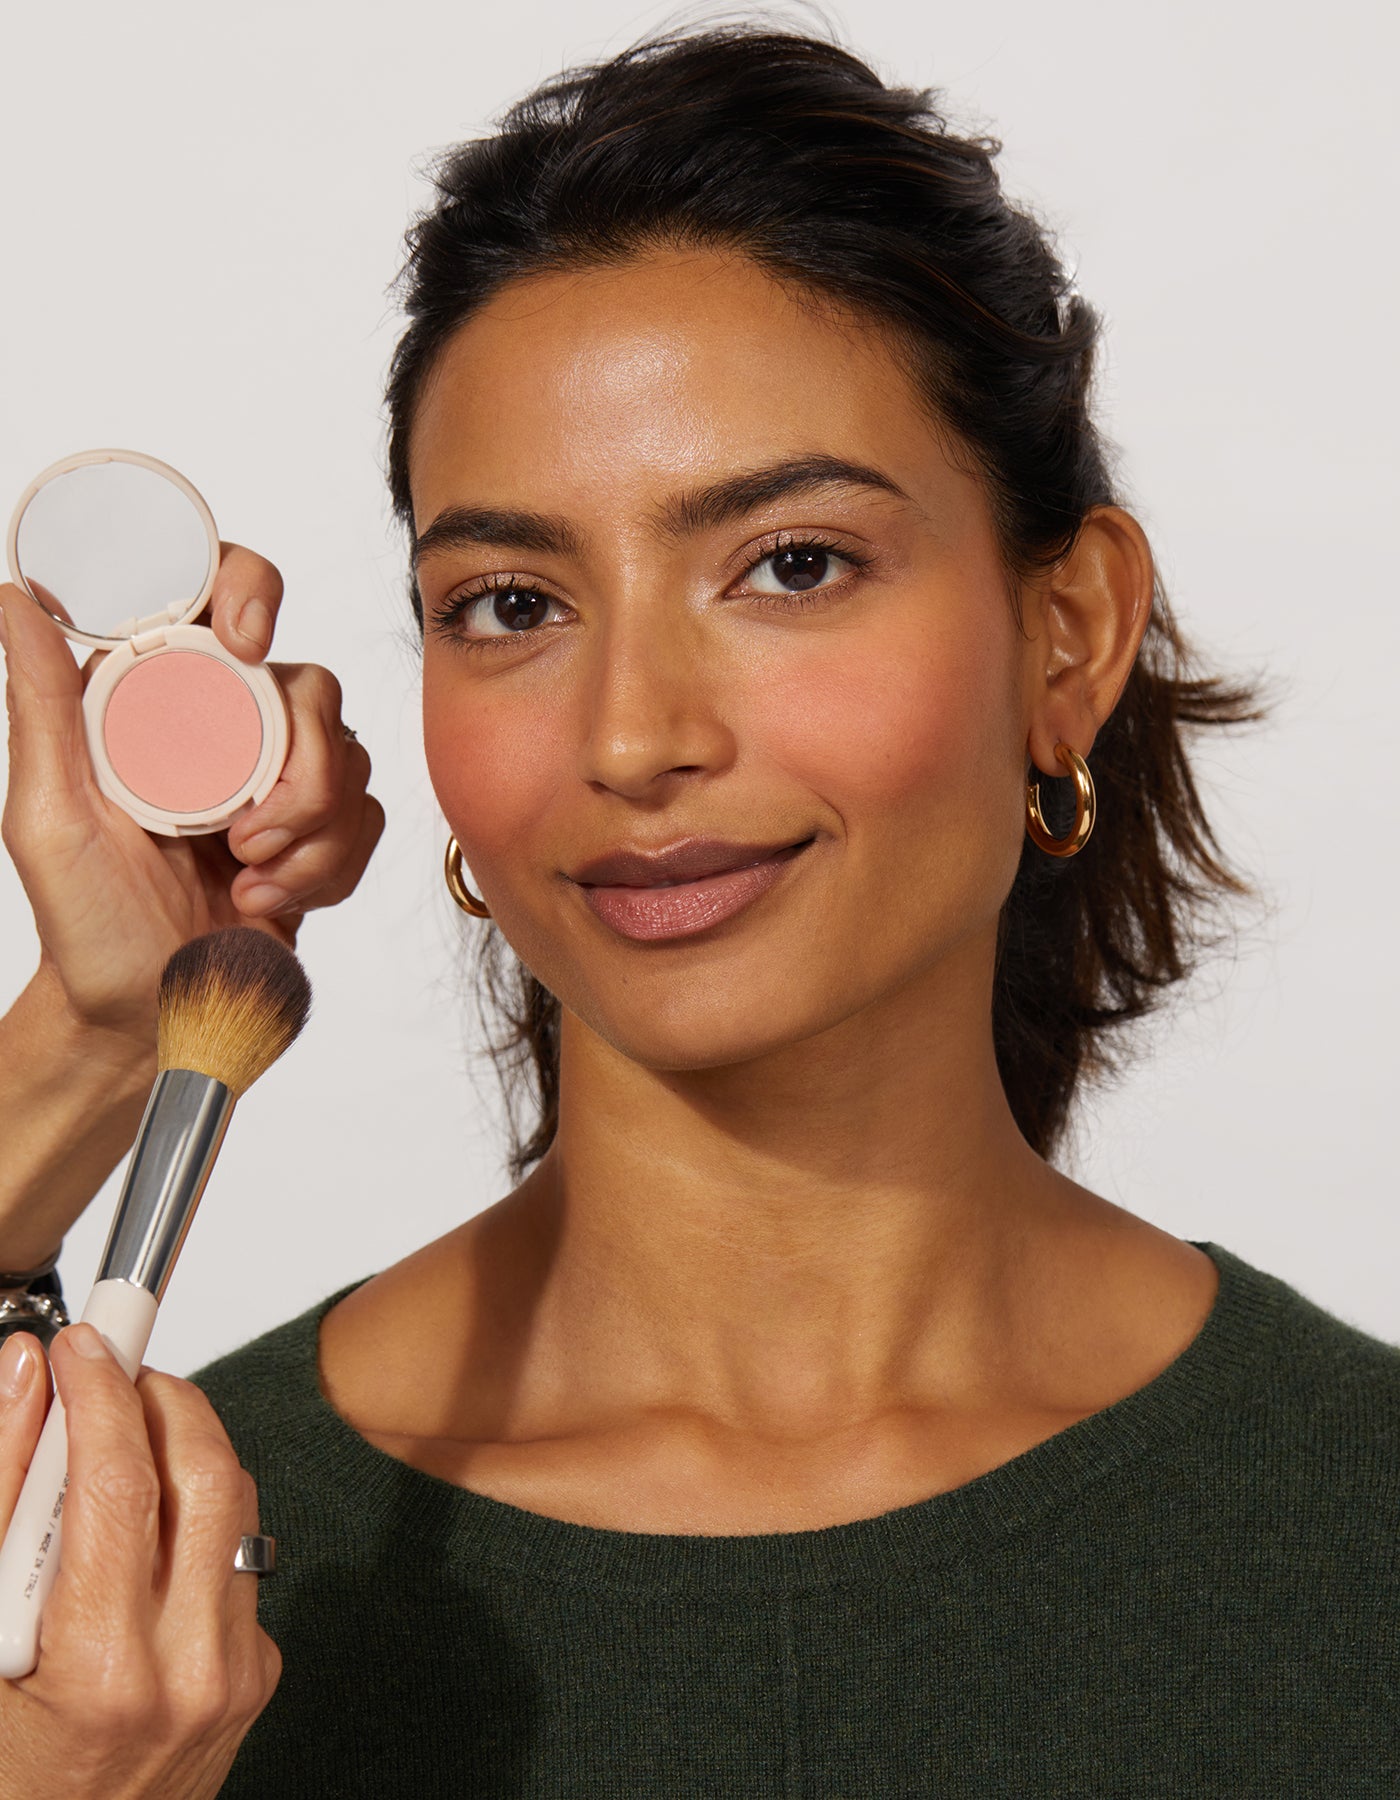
[0,1279,159,1680]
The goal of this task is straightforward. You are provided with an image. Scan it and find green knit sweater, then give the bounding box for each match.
[191,1240,1400,1797]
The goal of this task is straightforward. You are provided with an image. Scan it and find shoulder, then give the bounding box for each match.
[1248,1255,1400,1418]
[187,1278,370,1476]
[1204,1245,1400,1513]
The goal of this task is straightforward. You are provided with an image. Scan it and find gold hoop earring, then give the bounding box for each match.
[444,836,492,917]
[1025,742,1096,857]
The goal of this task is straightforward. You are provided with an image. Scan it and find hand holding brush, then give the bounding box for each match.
[0,927,311,1690]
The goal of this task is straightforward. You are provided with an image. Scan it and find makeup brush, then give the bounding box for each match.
[0,927,311,1679]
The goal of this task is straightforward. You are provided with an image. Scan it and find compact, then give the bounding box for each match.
[5,447,289,836]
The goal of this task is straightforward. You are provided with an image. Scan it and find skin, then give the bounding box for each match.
[0,1326,277,1798]
[0,550,385,1266]
[0,545,380,1786]
[319,244,1220,1534]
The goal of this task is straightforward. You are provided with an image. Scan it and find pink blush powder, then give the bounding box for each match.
[103,651,264,813]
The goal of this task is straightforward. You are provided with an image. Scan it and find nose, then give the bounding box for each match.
[575,586,736,799]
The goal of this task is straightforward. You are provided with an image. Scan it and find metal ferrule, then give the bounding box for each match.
[96,1068,236,1301]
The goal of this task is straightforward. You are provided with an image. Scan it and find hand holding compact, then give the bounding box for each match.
[7,451,290,836]
[0,448,384,1044]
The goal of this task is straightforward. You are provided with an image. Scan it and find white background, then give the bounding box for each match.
[1,0,1395,1375]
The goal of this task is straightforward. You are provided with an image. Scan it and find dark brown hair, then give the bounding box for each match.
[383,23,1270,1180]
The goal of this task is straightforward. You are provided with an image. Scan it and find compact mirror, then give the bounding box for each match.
[4,448,288,837]
[7,451,218,645]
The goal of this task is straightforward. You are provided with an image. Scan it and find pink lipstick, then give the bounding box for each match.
[577,839,813,941]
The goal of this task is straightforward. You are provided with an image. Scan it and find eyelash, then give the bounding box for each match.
[426,532,873,651]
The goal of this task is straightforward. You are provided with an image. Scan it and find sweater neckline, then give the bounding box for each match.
[289,1239,1276,1595]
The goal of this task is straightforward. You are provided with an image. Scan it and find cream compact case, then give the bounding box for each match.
[5,448,289,836]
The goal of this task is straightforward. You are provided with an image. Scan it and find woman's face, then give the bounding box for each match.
[410,245,1035,1070]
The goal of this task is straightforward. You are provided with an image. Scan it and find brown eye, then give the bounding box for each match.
[769,546,830,590]
[430,580,565,644]
[746,540,858,596]
[483,589,553,633]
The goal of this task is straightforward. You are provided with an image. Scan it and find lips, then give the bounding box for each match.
[577,838,815,942]
[571,835,815,888]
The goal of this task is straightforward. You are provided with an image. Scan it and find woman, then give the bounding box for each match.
[0,23,1395,1797]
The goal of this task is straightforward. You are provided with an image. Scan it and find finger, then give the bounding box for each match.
[0,583,103,833]
[43,1326,161,1652]
[225,662,350,865]
[0,1334,51,1534]
[140,1372,248,1610]
[205,543,285,665]
[144,1374,280,1726]
[221,1443,276,1721]
[233,789,384,918]
[140,1371,258,1723]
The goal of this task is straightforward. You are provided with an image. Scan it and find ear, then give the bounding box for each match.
[1021,504,1153,778]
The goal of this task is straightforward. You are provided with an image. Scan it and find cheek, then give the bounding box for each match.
[766,612,1018,838]
[422,657,568,871]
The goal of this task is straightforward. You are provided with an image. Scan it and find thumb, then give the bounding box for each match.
[0,585,102,828]
[0,1335,50,1539]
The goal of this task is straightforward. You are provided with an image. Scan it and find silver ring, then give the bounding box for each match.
[234,1533,277,1576]
[341,724,359,743]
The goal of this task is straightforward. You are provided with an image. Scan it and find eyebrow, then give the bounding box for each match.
[411,454,913,569]
[412,506,585,568]
[653,453,912,539]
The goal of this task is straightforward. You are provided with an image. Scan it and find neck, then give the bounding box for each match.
[474,924,1115,1433]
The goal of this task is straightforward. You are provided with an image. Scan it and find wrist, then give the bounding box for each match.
[0,966,157,1272]
[22,957,157,1097]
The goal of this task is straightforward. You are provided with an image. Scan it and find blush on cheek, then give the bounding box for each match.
[422,682,565,876]
[768,637,990,819]
[772,625,1025,947]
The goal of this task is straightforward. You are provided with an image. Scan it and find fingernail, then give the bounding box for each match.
[62,1324,108,1362]
[241,826,292,861]
[0,1335,36,1398]
[239,882,287,913]
[238,599,273,651]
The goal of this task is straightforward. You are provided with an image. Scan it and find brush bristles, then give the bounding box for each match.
[157,928,312,1098]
